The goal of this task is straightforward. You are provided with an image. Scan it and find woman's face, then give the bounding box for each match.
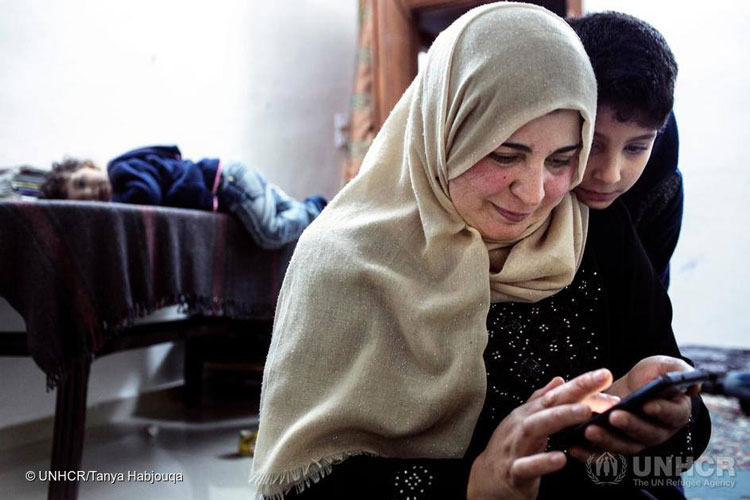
[448,110,582,241]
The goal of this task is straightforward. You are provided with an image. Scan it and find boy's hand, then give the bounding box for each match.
[569,356,695,459]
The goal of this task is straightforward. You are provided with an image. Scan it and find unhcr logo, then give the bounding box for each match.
[586,452,628,485]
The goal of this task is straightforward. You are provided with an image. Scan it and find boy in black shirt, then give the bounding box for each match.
[569,12,682,287]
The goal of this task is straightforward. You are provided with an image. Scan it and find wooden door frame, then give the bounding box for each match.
[370,0,582,129]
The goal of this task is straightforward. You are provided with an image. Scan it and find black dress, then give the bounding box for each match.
[621,112,683,288]
[278,201,710,500]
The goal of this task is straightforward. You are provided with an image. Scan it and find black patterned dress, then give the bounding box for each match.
[279,202,710,500]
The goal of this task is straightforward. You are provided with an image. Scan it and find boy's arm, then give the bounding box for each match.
[113,181,162,205]
[592,203,710,461]
[635,171,683,288]
[108,159,162,206]
[622,112,683,288]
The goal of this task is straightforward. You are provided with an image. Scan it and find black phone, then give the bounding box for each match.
[548,368,718,450]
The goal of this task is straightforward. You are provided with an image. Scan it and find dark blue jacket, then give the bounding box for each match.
[107,145,220,211]
[620,112,683,288]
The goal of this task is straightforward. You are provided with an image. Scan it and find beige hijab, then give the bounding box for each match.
[252,3,597,498]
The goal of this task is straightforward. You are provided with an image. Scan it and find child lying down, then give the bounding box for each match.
[39,145,327,250]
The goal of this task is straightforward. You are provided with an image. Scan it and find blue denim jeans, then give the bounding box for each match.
[218,162,321,249]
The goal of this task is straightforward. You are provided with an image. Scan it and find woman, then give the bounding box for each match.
[252,4,708,499]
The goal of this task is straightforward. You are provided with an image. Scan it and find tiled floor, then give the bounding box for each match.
[2,383,749,499]
[0,387,260,500]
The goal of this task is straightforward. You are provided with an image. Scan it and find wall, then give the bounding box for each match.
[585,0,750,348]
[0,0,357,199]
[0,0,357,429]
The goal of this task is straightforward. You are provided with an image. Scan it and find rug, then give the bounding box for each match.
[680,346,750,499]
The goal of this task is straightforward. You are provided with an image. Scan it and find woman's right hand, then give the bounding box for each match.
[466,368,620,500]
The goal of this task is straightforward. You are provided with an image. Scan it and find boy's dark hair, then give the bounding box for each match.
[568,12,677,129]
[39,158,96,199]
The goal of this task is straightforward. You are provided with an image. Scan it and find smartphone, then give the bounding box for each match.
[548,368,717,450]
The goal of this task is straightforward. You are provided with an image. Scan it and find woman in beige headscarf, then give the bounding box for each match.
[252,3,707,499]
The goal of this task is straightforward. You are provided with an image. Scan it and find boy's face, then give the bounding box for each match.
[575,106,658,209]
[66,164,112,201]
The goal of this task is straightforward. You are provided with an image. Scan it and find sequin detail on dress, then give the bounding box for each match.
[392,464,435,500]
[483,262,606,427]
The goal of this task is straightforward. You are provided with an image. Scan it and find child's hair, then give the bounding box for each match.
[39,158,97,199]
[568,12,677,129]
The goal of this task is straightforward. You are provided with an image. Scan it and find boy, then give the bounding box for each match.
[39,145,326,250]
[569,12,681,287]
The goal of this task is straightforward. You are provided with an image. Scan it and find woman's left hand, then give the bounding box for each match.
[569,355,697,459]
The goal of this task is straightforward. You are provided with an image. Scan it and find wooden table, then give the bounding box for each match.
[0,200,293,499]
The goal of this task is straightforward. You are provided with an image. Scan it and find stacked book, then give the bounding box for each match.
[0,166,47,199]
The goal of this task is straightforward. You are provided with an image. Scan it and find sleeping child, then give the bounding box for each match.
[39,145,326,250]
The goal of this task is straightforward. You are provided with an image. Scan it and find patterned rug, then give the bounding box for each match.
[680,346,750,499]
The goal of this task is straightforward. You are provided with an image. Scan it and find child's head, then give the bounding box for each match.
[568,12,678,208]
[40,158,112,201]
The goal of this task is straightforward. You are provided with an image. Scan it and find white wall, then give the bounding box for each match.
[0,0,357,428]
[584,1,750,349]
[0,0,357,200]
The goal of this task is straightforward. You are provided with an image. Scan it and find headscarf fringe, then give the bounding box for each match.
[252,451,375,500]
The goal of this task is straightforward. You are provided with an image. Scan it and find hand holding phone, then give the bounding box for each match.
[548,368,716,450]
